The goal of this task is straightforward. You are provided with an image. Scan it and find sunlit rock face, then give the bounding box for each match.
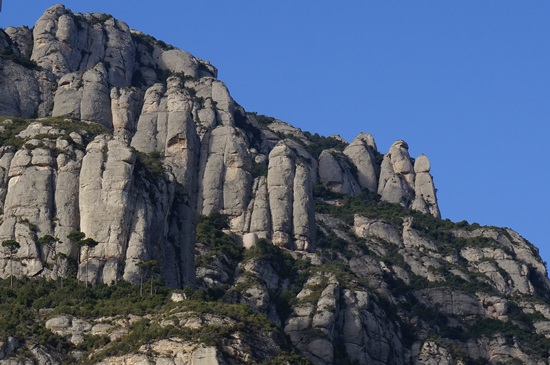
[1,6,550,365]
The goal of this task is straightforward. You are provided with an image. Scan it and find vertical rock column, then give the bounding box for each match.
[197,125,253,217]
[267,141,315,250]
[412,154,440,218]
[130,77,201,287]
[0,147,56,279]
[343,132,379,193]
[163,77,200,287]
[378,140,415,207]
[79,136,136,284]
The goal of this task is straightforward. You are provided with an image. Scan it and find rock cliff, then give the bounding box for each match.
[0,5,549,365]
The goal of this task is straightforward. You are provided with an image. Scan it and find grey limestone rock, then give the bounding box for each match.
[265,120,310,145]
[267,140,315,250]
[343,132,379,193]
[286,273,405,365]
[318,149,361,195]
[411,154,440,218]
[4,26,33,58]
[155,49,198,79]
[0,60,40,118]
[78,135,136,284]
[52,63,113,128]
[455,227,550,295]
[110,86,142,140]
[340,289,404,365]
[354,215,403,246]
[32,5,136,87]
[285,273,339,365]
[377,141,441,217]
[243,176,272,238]
[378,140,415,207]
[414,288,483,317]
[416,341,457,365]
[197,125,253,218]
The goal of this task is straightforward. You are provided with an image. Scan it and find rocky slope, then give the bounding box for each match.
[0,5,549,365]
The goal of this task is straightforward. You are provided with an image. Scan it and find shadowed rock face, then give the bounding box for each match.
[1,6,550,365]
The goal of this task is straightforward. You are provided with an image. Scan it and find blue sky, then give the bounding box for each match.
[2,1,550,265]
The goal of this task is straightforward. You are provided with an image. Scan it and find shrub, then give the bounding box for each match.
[303,132,348,159]
[247,112,276,127]
[134,150,164,178]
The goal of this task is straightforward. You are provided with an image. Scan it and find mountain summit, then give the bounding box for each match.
[0,5,549,365]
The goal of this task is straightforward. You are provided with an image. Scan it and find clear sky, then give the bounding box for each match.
[2,1,550,265]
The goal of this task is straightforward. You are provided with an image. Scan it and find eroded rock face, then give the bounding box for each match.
[267,140,316,250]
[285,273,405,365]
[79,136,136,284]
[377,141,440,217]
[343,132,379,193]
[0,60,41,118]
[378,140,415,207]
[416,341,456,365]
[318,149,361,196]
[412,154,440,218]
[197,125,253,217]
[1,7,550,365]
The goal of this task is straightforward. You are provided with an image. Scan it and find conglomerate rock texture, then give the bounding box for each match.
[0,5,549,365]
[0,4,441,287]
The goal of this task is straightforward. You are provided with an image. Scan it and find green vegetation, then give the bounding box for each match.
[0,116,32,148]
[89,13,114,26]
[0,276,293,363]
[263,352,312,365]
[0,115,107,150]
[2,240,20,288]
[244,239,307,278]
[197,213,244,265]
[39,116,106,139]
[252,162,269,178]
[467,318,550,358]
[132,32,175,51]
[241,239,309,321]
[247,112,276,127]
[0,48,40,70]
[316,225,348,252]
[134,150,164,178]
[155,68,195,85]
[313,188,406,226]
[136,260,159,297]
[195,213,244,298]
[68,231,98,288]
[0,277,167,363]
[303,132,348,159]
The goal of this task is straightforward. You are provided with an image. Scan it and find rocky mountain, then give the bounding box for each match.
[0,5,549,365]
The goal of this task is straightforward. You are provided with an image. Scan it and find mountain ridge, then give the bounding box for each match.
[0,5,549,365]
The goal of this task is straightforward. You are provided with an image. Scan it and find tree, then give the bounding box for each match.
[78,238,98,288]
[136,260,158,296]
[52,252,68,288]
[38,234,60,284]
[39,234,69,287]
[2,240,20,288]
[37,234,59,263]
[67,231,85,246]
[68,231,98,287]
